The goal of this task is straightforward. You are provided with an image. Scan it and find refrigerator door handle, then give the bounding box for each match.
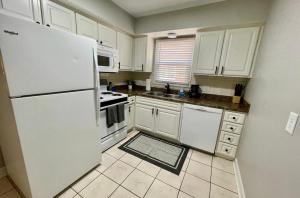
[93,47,100,126]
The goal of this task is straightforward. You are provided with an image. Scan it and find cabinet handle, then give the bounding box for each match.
[118,62,121,69]
[221,66,224,74]
[129,106,131,112]
[36,21,40,24]
[156,109,158,116]
[215,66,218,75]
[142,64,144,71]
[46,24,50,27]
[152,108,154,115]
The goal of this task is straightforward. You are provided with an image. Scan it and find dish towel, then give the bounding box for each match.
[106,106,118,128]
[117,104,125,123]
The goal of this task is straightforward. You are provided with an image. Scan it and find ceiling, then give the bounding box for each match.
[112,0,226,17]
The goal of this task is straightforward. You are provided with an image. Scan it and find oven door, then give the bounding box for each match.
[97,47,118,73]
[100,102,129,140]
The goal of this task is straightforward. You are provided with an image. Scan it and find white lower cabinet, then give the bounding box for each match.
[135,104,155,132]
[215,110,246,160]
[135,97,181,140]
[155,108,180,140]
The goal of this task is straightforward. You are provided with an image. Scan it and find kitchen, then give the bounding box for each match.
[0,0,299,198]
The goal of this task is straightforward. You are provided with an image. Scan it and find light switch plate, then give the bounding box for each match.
[285,112,299,135]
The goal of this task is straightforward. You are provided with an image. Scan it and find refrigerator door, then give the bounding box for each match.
[11,90,101,197]
[0,14,97,97]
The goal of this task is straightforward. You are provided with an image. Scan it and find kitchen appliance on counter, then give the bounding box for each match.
[189,84,201,98]
[180,104,223,153]
[97,45,119,73]
[0,14,100,198]
[100,79,129,151]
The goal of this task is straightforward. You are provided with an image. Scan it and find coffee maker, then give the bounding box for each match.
[189,84,201,98]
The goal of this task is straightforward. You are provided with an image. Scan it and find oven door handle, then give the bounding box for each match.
[100,101,129,111]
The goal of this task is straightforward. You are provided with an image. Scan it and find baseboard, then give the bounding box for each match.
[233,159,246,198]
[0,167,7,178]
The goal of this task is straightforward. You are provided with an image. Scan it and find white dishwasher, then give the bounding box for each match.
[180,103,223,153]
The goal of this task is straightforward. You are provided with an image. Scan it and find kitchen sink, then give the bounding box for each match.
[145,92,180,99]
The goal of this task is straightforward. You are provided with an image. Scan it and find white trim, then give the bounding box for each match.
[0,167,7,179]
[233,158,246,198]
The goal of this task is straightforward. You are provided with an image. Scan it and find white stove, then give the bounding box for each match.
[99,82,129,151]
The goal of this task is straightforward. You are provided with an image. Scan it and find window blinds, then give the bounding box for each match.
[154,37,195,85]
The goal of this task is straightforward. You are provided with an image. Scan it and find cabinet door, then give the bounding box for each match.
[76,13,98,40]
[98,24,117,48]
[135,104,154,132]
[193,30,225,75]
[133,37,147,71]
[128,104,135,130]
[43,1,76,33]
[220,27,260,76]
[117,32,133,70]
[155,108,180,140]
[1,0,33,18]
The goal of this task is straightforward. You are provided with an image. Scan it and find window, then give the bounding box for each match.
[154,37,195,85]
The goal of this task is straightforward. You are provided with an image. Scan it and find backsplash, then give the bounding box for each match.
[99,72,248,96]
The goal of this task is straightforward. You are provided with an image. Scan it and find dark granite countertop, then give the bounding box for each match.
[115,86,250,113]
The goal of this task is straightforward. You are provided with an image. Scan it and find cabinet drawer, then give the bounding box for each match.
[224,111,246,124]
[128,96,135,104]
[219,131,240,145]
[136,96,181,111]
[221,121,243,134]
[216,142,237,159]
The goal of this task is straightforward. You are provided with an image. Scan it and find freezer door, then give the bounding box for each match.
[11,90,101,197]
[0,14,97,97]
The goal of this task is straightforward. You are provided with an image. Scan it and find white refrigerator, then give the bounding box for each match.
[0,14,101,197]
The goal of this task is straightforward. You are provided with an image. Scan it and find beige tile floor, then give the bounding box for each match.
[0,131,239,198]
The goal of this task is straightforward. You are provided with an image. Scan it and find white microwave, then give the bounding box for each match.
[97,45,119,73]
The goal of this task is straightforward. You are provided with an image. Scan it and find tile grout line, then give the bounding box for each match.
[141,167,161,198]
[209,156,213,198]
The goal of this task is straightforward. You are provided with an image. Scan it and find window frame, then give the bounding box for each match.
[152,36,195,88]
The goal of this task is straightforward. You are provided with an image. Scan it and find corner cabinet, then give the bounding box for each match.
[193,26,261,77]
[0,0,42,23]
[135,97,181,140]
[133,37,154,72]
[117,32,133,71]
[76,13,98,40]
[42,1,76,33]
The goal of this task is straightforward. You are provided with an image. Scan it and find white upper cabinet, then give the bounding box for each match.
[133,37,147,71]
[43,1,76,33]
[220,27,260,76]
[117,32,133,71]
[98,24,117,49]
[193,30,225,75]
[133,37,153,72]
[76,13,98,40]
[0,0,42,23]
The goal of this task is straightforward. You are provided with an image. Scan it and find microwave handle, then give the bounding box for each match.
[93,47,100,126]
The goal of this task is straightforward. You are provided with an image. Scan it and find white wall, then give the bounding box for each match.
[237,0,300,197]
[135,0,271,34]
[54,0,135,34]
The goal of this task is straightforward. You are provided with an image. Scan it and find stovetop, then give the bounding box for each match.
[100,91,128,103]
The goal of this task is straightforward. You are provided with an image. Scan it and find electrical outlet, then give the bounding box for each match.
[285,112,299,135]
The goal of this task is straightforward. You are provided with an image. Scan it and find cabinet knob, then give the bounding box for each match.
[100,41,103,44]
[36,21,40,24]
[225,149,229,152]
[230,127,234,130]
[46,24,50,27]
[227,137,231,141]
[232,117,236,120]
